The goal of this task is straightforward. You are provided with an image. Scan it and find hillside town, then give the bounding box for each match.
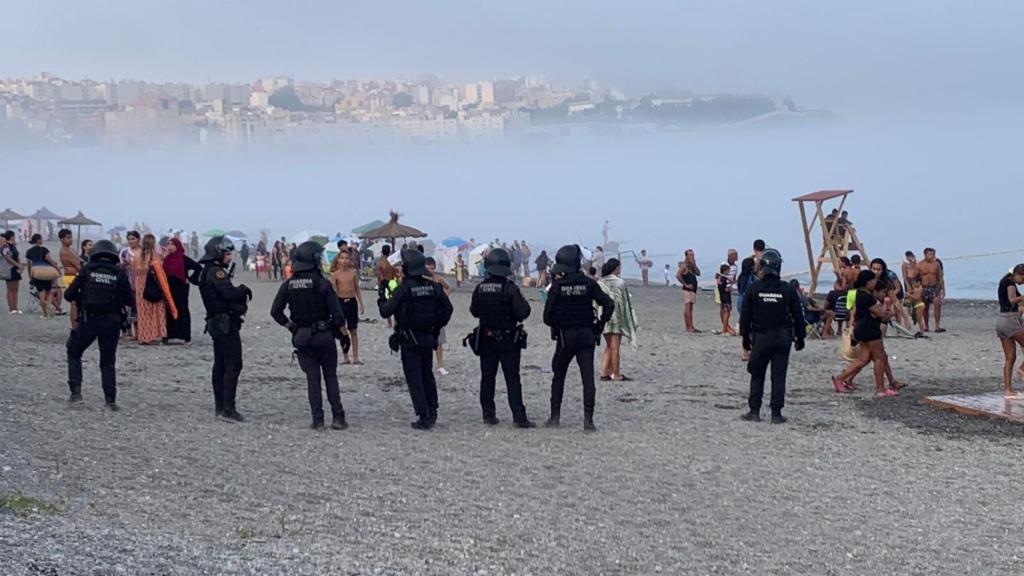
[0,72,826,148]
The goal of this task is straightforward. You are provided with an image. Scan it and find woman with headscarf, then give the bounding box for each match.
[134,233,167,345]
[163,237,202,345]
[598,258,639,381]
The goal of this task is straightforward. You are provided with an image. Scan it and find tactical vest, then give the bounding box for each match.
[750,277,795,332]
[286,273,329,327]
[199,264,232,316]
[548,273,597,329]
[404,278,443,332]
[80,262,122,314]
[473,278,516,330]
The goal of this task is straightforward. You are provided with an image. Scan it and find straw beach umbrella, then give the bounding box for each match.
[58,211,103,242]
[29,206,66,240]
[357,211,427,248]
[1,208,25,230]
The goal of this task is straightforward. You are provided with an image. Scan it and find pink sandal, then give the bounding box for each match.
[874,389,898,398]
[831,376,848,393]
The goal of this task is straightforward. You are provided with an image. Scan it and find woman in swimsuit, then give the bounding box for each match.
[996,265,1024,396]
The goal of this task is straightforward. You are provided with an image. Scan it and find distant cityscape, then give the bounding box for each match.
[0,72,832,148]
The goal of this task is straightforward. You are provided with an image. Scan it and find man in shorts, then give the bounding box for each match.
[918,247,945,332]
[331,249,364,365]
[59,229,82,328]
[376,245,397,328]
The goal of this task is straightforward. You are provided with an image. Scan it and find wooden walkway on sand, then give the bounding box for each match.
[923,392,1024,423]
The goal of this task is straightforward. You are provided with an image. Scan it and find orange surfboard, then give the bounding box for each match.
[152,260,179,320]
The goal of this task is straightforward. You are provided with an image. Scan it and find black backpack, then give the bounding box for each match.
[143,266,164,303]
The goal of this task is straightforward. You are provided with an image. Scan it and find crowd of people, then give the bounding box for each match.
[10,218,1024,430]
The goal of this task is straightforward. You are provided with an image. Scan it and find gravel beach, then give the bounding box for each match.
[2,275,1023,575]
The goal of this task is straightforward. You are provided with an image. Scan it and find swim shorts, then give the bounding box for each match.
[338,298,359,330]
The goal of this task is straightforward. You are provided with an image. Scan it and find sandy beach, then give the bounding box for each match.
[1,272,1022,575]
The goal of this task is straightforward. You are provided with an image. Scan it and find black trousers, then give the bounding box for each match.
[211,328,243,414]
[296,330,344,421]
[747,328,792,413]
[67,313,121,402]
[550,327,597,414]
[479,337,528,421]
[400,332,438,418]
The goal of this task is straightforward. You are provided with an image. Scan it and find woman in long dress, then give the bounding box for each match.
[134,234,167,345]
[162,238,201,345]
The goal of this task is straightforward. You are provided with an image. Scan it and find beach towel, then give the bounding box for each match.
[598,275,639,350]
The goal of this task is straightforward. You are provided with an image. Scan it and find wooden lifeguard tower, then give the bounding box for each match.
[793,189,869,294]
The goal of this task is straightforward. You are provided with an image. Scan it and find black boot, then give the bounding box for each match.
[310,418,325,430]
[771,411,787,424]
[583,411,596,432]
[331,414,348,430]
[514,418,536,429]
[427,407,438,425]
[545,406,561,427]
[220,410,246,423]
[482,414,500,426]
[105,401,121,412]
[741,411,761,422]
[68,386,83,404]
[411,415,433,430]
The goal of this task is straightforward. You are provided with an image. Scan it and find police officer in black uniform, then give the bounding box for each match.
[739,248,805,424]
[379,249,454,430]
[543,245,615,431]
[64,240,134,410]
[270,241,349,431]
[199,235,252,422]
[469,248,535,428]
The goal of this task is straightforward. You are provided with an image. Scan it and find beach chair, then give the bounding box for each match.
[25,284,40,314]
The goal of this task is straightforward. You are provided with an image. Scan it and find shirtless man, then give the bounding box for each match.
[376,245,397,328]
[331,250,364,365]
[59,229,82,329]
[918,248,945,332]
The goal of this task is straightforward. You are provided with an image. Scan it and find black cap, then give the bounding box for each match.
[484,248,513,277]
[90,240,119,263]
[550,245,582,275]
[401,249,428,277]
[292,241,324,273]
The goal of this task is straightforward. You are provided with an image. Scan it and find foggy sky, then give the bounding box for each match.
[2,2,1022,286]
[2,1,1021,115]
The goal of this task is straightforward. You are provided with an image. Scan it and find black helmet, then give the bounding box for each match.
[90,239,119,263]
[292,241,324,273]
[200,235,235,264]
[550,244,582,275]
[760,248,782,277]
[401,249,428,277]
[484,248,513,277]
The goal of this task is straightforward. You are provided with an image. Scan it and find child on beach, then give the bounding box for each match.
[664,264,672,287]
[716,264,736,335]
[454,254,466,287]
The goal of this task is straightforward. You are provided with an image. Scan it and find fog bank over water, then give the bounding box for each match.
[5,112,1020,267]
